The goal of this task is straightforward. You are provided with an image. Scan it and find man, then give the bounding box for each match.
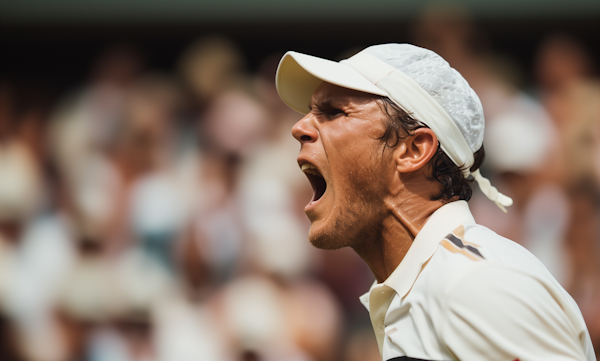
[275,44,595,361]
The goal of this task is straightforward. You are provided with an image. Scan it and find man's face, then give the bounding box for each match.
[292,82,395,250]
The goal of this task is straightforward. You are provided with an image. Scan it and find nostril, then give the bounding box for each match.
[300,135,312,141]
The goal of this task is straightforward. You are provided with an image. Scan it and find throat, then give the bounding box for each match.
[352,209,420,283]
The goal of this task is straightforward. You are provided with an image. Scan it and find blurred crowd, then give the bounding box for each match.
[1,7,600,361]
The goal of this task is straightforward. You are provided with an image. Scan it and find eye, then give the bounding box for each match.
[310,103,347,120]
[327,108,347,117]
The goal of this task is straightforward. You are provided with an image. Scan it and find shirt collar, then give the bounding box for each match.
[383,200,475,298]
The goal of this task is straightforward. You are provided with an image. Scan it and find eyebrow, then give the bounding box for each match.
[309,98,339,111]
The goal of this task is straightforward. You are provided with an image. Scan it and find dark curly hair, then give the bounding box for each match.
[377,97,485,202]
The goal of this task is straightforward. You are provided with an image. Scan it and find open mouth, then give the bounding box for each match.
[301,163,327,202]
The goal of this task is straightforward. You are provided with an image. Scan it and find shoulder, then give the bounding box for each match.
[442,263,560,320]
[417,225,592,360]
[422,223,572,318]
[425,223,556,287]
[415,223,580,329]
[438,263,592,360]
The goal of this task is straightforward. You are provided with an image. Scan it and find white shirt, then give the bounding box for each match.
[360,201,595,361]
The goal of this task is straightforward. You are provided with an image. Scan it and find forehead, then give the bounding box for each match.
[310,82,381,109]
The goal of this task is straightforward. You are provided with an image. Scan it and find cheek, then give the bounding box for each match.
[327,129,382,172]
[326,117,383,151]
[321,114,389,190]
[328,144,387,204]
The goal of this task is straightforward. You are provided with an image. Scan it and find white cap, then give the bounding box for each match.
[276,43,512,211]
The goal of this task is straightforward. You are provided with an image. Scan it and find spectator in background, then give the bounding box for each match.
[11,26,600,359]
[50,45,142,172]
[535,34,600,349]
[0,134,74,361]
[179,36,246,111]
[118,74,188,268]
[48,46,143,257]
[535,34,600,188]
[187,86,266,280]
[482,112,568,282]
[175,38,258,283]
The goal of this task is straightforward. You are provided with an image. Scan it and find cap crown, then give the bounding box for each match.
[362,44,484,153]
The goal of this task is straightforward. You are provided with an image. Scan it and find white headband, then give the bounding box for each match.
[342,52,513,212]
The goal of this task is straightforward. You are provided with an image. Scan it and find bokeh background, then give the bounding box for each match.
[1,1,600,360]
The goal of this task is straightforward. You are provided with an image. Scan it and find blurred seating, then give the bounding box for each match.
[0,25,599,360]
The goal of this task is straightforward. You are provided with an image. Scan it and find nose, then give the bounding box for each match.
[292,114,318,144]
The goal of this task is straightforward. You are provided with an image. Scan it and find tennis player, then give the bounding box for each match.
[275,44,595,361]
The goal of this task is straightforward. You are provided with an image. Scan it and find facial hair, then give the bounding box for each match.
[308,161,386,252]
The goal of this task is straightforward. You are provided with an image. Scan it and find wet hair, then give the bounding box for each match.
[377,97,485,202]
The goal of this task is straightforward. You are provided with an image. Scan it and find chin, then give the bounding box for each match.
[308,231,345,250]
[307,219,350,251]
[307,200,381,252]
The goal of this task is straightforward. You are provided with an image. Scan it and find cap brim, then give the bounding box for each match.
[275,51,388,114]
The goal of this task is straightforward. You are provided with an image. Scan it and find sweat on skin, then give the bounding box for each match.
[293,82,448,283]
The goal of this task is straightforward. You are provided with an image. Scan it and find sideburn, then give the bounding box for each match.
[343,150,389,251]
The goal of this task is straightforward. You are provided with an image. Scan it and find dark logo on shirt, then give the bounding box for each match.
[440,232,485,261]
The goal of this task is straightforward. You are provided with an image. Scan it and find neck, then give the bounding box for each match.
[353,172,444,283]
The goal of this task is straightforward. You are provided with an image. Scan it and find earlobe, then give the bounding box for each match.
[394,128,438,173]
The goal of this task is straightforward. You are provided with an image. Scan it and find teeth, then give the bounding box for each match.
[301,163,316,171]
[301,163,320,176]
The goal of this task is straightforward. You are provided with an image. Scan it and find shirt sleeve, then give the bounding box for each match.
[440,263,590,361]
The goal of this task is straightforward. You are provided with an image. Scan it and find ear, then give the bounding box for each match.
[394,128,438,173]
